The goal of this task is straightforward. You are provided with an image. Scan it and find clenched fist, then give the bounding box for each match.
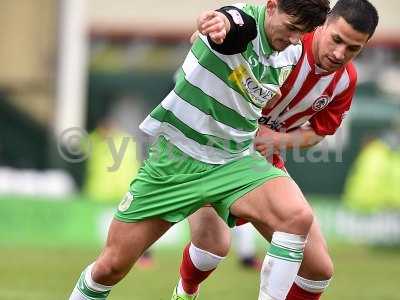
[197,10,230,44]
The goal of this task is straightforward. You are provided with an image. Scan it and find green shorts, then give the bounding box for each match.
[115,136,287,227]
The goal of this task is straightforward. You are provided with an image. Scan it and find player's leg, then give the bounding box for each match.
[173,206,231,299]
[177,203,332,300]
[70,218,172,300]
[286,219,333,300]
[189,207,231,257]
[70,136,228,300]
[229,176,314,300]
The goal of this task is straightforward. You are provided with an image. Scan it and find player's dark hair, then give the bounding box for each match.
[277,0,331,32]
[328,0,379,39]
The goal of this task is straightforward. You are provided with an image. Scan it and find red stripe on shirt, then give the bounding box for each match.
[283,67,346,129]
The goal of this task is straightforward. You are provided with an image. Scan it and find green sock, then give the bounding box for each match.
[70,264,112,300]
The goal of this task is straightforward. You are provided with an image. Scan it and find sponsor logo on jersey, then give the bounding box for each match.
[118,192,134,212]
[312,95,330,111]
[258,116,285,130]
[258,116,269,125]
[227,9,244,26]
[229,66,277,108]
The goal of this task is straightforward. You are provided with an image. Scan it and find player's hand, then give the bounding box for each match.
[254,125,278,157]
[257,124,276,138]
[197,10,230,44]
[190,31,200,44]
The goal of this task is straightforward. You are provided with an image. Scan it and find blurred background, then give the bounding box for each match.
[0,1,399,299]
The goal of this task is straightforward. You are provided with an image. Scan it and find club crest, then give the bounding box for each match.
[312,95,330,111]
[118,192,134,212]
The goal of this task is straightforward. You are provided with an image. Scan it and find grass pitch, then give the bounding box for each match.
[0,244,399,300]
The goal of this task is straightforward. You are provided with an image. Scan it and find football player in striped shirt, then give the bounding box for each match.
[69,1,330,300]
[173,1,379,300]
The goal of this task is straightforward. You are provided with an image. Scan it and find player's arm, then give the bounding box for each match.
[257,66,358,157]
[255,125,325,156]
[256,76,356,156]
[197,6,257,54]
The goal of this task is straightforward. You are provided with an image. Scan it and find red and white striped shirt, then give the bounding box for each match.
[260,31,357,136]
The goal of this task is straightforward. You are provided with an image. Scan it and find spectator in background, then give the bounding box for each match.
[83,118,140,203]
[343,126,400,212]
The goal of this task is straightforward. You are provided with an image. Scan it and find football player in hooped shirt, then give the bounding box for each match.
[172,1,379,300]
[68,1,330,300]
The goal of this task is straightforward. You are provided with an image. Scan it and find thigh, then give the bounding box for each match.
[208,154,288,227]
[188,206,231,256]
[230,176,312,236]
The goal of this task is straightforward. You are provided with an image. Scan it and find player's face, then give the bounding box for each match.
[314,17,369,72]
[265,0,307,51]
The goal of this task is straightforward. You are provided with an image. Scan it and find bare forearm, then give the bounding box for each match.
[273,127,324,150]
[255,125,325,156]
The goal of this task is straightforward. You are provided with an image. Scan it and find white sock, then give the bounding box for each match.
[69,263,113,300]
[188,242,224,271]
[258,232,306,300]
[70,287,88,300]
[294,275,331,294]
[177,243,224,296]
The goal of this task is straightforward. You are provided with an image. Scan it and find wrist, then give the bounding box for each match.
[272,132,287,150]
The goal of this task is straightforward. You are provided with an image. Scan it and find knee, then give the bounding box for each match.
[92,256,130,285]
[265,204,314,235]
[242,196,314,236]
[288,205,314,234]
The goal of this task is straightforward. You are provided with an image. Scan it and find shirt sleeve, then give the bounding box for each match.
[309,69,357,136]
[207,6,257,55]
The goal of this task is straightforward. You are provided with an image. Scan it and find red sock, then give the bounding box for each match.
[286,283,322,300]
[179,244,215,294]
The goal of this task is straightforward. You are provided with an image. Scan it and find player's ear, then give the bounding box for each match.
[266,0,278,15]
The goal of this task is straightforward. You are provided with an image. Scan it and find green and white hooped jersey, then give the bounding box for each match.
[140,3,302,164]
